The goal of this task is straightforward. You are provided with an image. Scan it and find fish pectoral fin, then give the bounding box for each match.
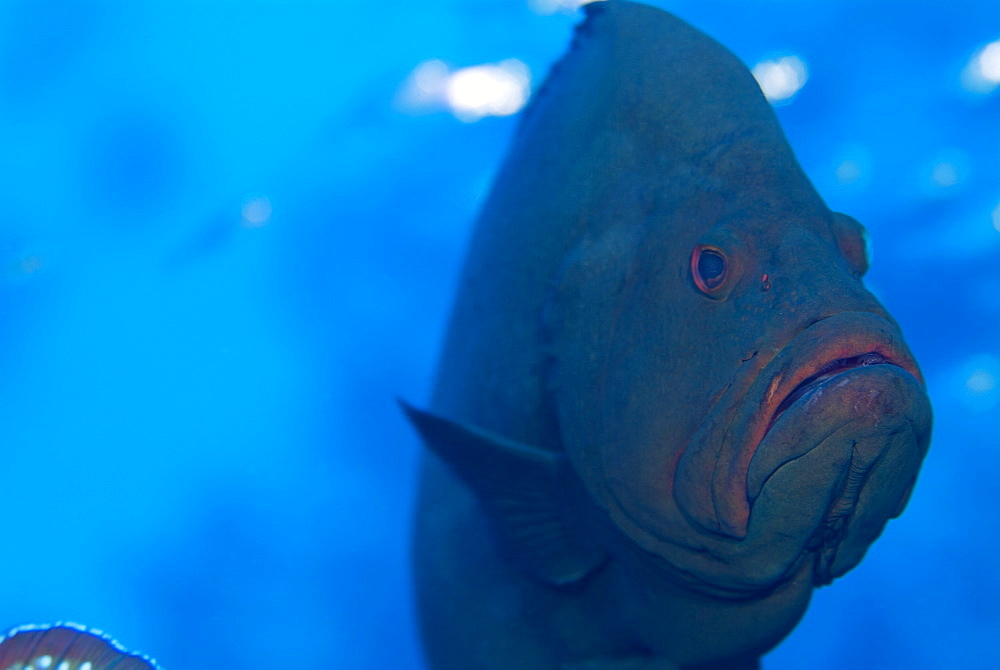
[561,657,679,670]
[400,400,608,587]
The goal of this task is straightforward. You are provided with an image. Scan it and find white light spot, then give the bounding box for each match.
[980,41,1000,81]
[833,145,872,189]
[967,369,996,394]
[956,355,1000,412]
[752,55,808,104]
[961,40,1000,93]
[396,59,532,122]
[445,59,531,122]
[931,162,960,188]
[836,160,863,185]
[412,59,449,95]
[241,195,272,228]
[922,149,969,195]
[56,662,69,670]
[36,657,52,669]
[394,59,451,112]
[81,664,93,670]
[18,255,43,275]
[3,252,45,285]
[527,0,603,15]
[991,203,1000,233]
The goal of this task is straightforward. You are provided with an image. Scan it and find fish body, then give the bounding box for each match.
[407,2,932,668]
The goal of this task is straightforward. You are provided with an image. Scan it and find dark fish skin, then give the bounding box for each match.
[406,2,932,668]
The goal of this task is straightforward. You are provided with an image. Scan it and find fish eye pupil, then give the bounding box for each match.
[689,245,730,295]
[697,249,726,286]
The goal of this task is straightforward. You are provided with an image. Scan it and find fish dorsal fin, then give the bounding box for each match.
[401,401,608,587]
[0,623,160,670]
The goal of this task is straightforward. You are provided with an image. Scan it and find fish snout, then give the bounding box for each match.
[746,312,927,504]
[676,312,924,540]
[670,312,931,593]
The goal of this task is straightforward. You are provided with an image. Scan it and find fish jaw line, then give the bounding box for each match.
[674,311,922,541]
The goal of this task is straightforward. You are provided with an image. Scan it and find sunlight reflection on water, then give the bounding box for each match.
[961,39,1000,94]
[396,58,531,122]
[752,55,808,104]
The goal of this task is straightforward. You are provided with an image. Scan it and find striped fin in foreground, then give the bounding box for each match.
[0,623,160,670]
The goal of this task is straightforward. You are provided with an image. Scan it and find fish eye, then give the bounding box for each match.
[691,245,728,294]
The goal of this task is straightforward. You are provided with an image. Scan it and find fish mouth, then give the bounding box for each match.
[746,339,923,505]
[662,311,931,596]
[764,352,899,442]
[674,311,924,540]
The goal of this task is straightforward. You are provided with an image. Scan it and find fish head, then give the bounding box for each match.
[673,195,933,587]
[551,191,931,598]
[543,1,931,597]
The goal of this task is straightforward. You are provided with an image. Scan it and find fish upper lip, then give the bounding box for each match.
[757,330,924,450]
[764,352,897,438]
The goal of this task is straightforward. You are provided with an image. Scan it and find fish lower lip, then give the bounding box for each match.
[767,352,889,433]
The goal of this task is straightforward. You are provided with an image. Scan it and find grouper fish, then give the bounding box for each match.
[403,1,932,668]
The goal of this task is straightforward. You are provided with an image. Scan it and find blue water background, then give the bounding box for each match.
[0,0,997,667]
